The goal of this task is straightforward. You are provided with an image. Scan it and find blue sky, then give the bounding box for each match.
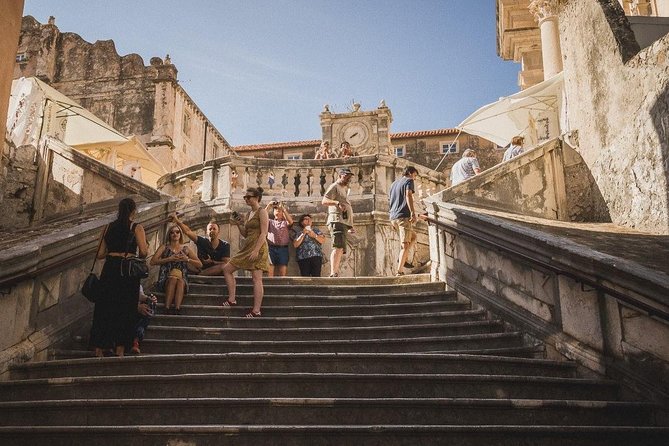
[22,0,521,146]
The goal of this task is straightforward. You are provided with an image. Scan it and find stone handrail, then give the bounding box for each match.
[423,200,669,402]
[432,138,570,221]
[158,154,448,213]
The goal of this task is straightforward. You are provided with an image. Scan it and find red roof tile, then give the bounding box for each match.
[390,128,459,138]
[234,139,321,152]
[231,128,460,153]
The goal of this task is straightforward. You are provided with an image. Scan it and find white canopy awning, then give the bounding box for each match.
[7,77,166,187]
[457,72,565,147]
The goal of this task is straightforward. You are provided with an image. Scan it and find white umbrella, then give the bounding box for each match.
[457,72,564,147]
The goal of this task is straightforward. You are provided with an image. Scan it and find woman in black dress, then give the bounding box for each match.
[90,198,149,357]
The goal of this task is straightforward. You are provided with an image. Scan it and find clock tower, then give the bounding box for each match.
[320,101,393,156]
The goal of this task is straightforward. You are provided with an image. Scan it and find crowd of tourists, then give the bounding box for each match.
[87,160,426,356]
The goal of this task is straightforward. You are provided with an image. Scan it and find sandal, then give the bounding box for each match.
[395,272,405,277]
[222,300,237,307]
[245,310,261,318]
[329,273,338,278]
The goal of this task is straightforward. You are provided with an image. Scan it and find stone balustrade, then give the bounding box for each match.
[158,154,447,214]
[158,155,449,277]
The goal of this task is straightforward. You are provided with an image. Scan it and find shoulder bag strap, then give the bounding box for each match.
[90,225,109,273]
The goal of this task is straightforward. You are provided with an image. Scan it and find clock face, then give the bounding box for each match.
[341,122,369,148]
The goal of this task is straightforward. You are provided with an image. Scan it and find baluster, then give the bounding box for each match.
[292,168,302,197]
[281,169,289,197]
[255,168,264,188]
[267,170,276,190]
[306,169,314,197]
[319,169,327,196]
[242,168,250,191]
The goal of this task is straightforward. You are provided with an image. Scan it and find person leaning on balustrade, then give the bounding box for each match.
[314,141,333,160]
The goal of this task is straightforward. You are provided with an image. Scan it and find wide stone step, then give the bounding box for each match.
[48,344,546,361]
[150,308,485,328]
[0,373,620,401]
[139,332,525,354]
[0,398,658,427]
[1,425,667,446]
[168,289,455,306]
[153,299,470,318]
[10,353,578,380]
[186,281,447,296]
[145,320,505,341]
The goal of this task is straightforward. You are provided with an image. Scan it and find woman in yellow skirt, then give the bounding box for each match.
[222,187,270,317]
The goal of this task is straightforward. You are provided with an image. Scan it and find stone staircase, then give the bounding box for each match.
[0,274,666,445]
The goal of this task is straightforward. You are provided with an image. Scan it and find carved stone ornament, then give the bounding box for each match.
[529,0,560,23]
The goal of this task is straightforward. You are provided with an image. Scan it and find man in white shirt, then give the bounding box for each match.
[450,149,481,186]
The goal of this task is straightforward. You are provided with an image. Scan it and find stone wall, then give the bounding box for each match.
[559,0,669,234]
[433,138,609,223]
[14,16,231,174]
[395,133,503,177]
[0,140,37,228]
[0,137,163,230]
[426,201,669,402]
[0,141,175,379]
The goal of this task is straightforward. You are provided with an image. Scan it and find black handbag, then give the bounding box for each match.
[120,223,149,279]
[81,225,108,303]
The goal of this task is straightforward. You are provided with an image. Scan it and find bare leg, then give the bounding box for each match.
[174,279,186,310]
[199,263,226,276]
[276,265,287,277]
[222,262,238,304]
[251,269,264,313]
[115,345,124,357]
[165,277,177,310]
[330,248,343,276]
[397,241,411,274]
[268,264,275,277]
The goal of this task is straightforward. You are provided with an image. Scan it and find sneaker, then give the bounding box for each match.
[403,262,415,269]
[130,339,141,355]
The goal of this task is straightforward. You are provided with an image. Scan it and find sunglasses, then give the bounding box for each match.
[243,195,256,200]
[170,230,181,234]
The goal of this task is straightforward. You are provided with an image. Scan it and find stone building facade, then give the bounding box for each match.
[13,16,232,174]
[497,0,669,234]
[232,128,502,181]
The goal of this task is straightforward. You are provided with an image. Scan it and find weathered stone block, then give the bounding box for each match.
[621,305,669,362]
[37,273,60,311]
[557,275,604,351]
[0,281,33,351]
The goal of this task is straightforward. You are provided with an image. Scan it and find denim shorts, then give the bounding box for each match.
[268,245,289,266]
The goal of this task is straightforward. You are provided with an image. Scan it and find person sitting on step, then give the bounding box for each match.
[150,225,202,314]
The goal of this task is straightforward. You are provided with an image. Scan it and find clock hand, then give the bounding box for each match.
[350,132,358,138]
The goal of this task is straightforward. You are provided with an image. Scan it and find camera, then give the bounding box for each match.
[231,211,239,219]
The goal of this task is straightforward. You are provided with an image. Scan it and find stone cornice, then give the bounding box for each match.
[529,0,561,23]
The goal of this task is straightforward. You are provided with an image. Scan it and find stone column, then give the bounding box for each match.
[529,0,563,79]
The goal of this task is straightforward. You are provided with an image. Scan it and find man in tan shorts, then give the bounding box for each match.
[388,166,419,276]
[321,167,354,277]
